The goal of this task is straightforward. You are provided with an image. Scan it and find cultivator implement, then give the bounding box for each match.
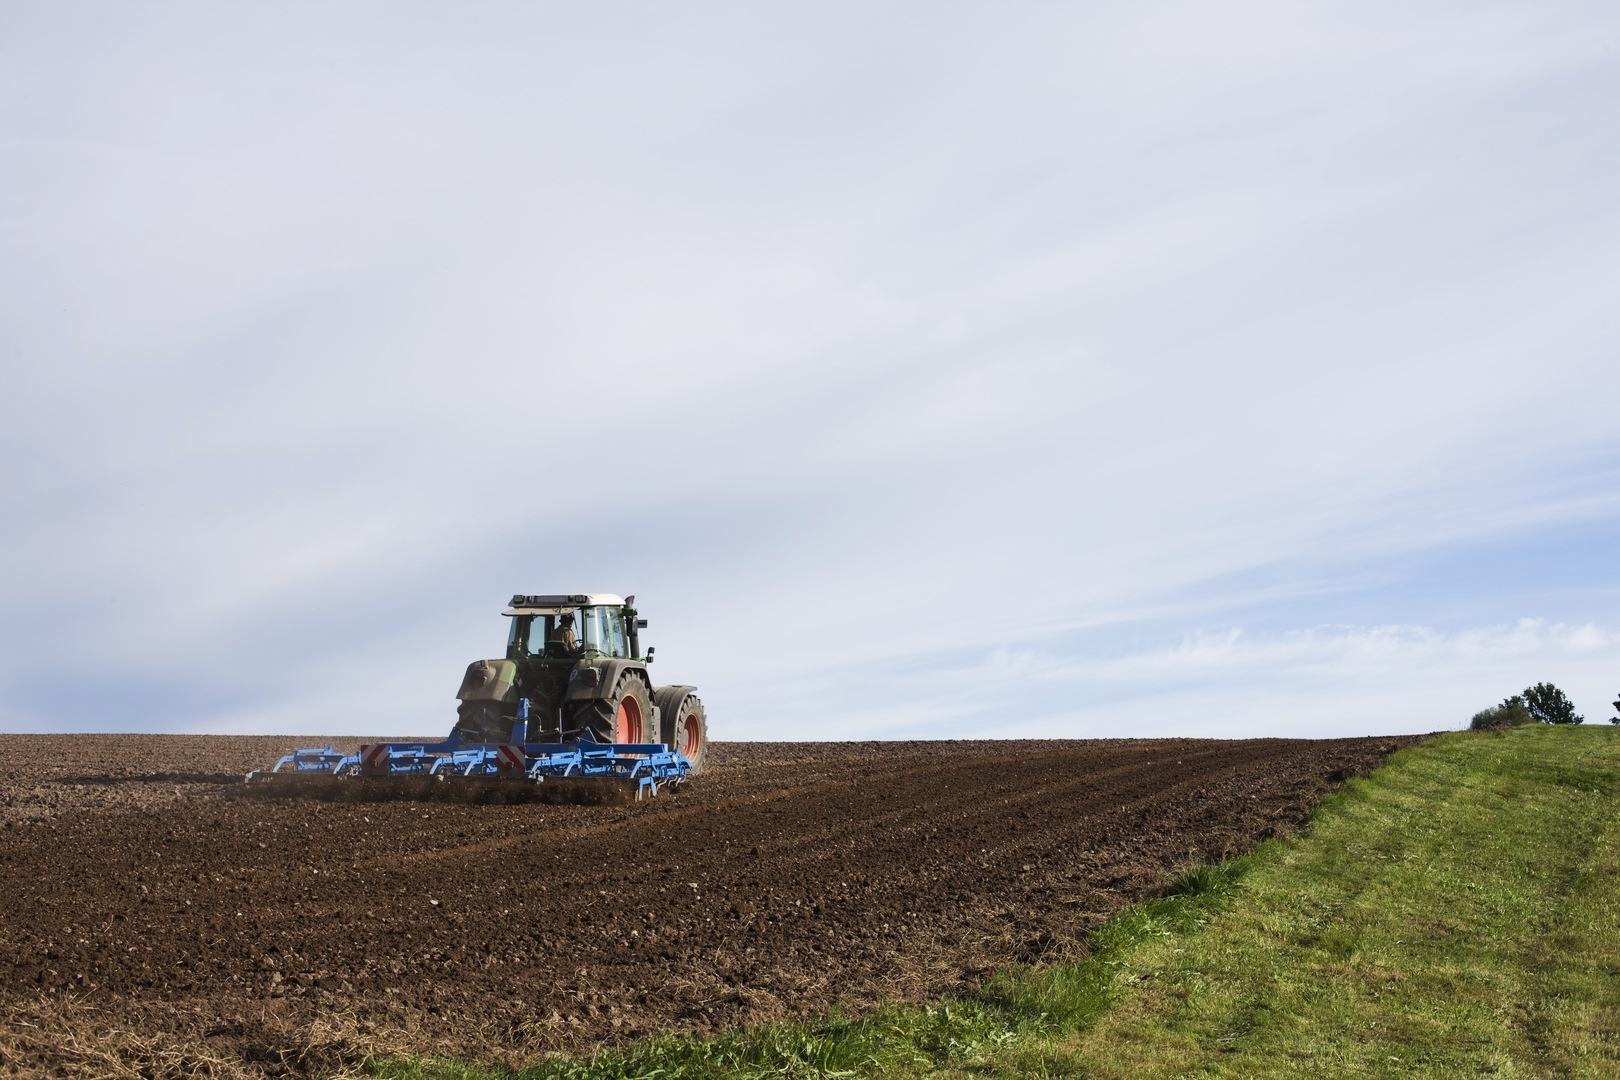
[240,734,693,804]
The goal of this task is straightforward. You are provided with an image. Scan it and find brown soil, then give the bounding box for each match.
[0,734,1423,1076]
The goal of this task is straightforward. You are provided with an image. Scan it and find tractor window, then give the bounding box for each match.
[580,606,628,658]
[529,615,558,657]
[508,615,560,657]
[580,608,602,656]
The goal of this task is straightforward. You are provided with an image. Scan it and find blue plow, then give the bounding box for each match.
[245,729,692,802]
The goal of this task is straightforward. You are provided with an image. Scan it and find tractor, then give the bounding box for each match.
[451,593,707,771]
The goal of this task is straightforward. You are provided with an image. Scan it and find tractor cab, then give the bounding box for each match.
[503,594,647,663]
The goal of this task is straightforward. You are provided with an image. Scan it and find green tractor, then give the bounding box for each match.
[451,593,707,771]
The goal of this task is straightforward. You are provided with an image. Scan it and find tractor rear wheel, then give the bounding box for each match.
[654,688,707,772]
[567,675,652,745]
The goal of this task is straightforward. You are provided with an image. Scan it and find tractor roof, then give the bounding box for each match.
[503,593,627,616]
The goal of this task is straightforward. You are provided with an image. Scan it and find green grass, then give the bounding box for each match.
[365,726,1620,1079]
[1059,725,1620,1078]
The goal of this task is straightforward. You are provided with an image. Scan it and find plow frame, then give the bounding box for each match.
[246,735,691,799]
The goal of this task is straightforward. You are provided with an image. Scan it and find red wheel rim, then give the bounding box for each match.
[679,711,700,757]
[615,696,643,744]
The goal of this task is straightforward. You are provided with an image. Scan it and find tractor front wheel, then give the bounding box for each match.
[568,675,652,745]
[654,688,707,772]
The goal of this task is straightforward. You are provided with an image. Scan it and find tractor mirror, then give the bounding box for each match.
[636,618,649,629]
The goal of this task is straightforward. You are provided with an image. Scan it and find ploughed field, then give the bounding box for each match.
[0,734,1420,1075]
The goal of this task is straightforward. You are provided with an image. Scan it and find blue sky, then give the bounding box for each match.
[2,1,1617,739]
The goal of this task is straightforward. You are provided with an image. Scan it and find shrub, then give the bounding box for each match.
[1470,695,1535,730]
[1611,694,1619,725]
[1523,682,1583,725]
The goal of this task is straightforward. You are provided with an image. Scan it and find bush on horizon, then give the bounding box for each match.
[1472,682,1584,730]
[1471,695,1535,731]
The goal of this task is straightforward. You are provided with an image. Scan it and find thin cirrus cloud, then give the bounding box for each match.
[737,619,1620,743]
[0,2,1617,738]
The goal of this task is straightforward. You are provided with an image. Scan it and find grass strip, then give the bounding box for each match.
[367,726,1620,1079]
[1054,725,1620,1078]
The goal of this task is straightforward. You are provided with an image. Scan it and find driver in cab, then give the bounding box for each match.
[547,611,579,653]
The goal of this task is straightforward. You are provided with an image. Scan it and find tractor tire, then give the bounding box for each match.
[566,674,653,745]
[654,687,707,773]
[452,700,513,744]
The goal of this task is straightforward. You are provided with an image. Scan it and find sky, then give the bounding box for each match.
[1,1,1618,741]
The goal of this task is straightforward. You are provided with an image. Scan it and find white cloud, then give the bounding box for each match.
[1,2,1618,739]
